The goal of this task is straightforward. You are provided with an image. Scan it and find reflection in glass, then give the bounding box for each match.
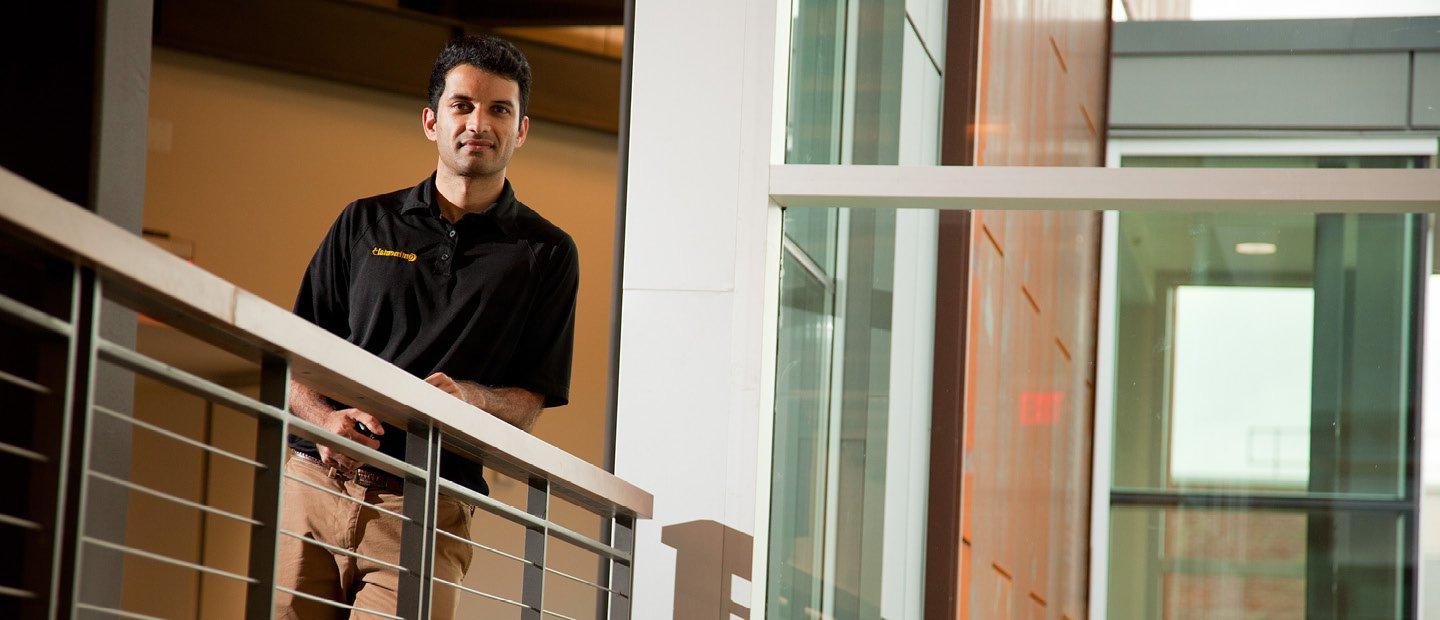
[1109,506,1408,618]
[1107,154,1426,619]
[769,0,918,617]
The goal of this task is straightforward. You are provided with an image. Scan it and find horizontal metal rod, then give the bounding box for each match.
[439,478,548,530]
[282,418,424,480]
[274,586,403,620]
[0,367,49,395]
[542,610,581,620]
[0,511,42,531]
[96,339,284,424]
[548,522,633,565]
[433,528,534,566]
[282,472,412,523]
[432,576,536,611]
[96,339,423,480]
[437,479,632,563]
[0,440,47,463]
[95,404,266,470]
[84,536,259,584]
[88,469,262,526]
[0,584,36,599]
[278,529,408,574]
[74,601,167,620]
[1110,491,1416,512]
[0,290,73,336]
[545,565,613,593]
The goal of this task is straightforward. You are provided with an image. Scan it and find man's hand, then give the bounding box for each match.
[425,372,486,407]
[316,407,385,473]
[425,372,544,431]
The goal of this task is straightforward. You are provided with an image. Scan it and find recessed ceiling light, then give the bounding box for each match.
[1235,242,1277,256]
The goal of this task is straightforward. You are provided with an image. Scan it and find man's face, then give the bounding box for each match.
[423,64,529,178]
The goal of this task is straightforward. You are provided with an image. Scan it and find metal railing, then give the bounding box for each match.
[0,167,650,619]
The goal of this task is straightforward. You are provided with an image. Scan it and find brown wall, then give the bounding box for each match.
[116,48,618,618]
[932,0,1110,617]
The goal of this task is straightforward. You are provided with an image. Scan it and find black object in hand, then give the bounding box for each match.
[354,421,381,440]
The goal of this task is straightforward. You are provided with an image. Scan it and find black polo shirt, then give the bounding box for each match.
[289,173,578,493]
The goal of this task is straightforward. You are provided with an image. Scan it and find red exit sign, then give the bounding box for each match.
[1020,392,1062,426]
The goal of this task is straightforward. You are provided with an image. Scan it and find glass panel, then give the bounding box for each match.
[1111,156,1424,499]
[769,0,920,616]
[1107,505,1409,619]
[768,250,836,617]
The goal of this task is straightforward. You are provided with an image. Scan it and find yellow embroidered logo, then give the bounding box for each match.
[371,247,417,262]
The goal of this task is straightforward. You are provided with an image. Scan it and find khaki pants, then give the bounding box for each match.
[274,455,474,619]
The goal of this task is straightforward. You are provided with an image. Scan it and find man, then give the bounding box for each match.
[276,35,578,619]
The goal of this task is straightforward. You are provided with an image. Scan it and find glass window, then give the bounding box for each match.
[768,0,936,618]
[1107,155,1427,618]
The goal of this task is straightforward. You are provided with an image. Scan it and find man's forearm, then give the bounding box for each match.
[425,373,544,432]
[472,385,544,431]
[289,380,338,424]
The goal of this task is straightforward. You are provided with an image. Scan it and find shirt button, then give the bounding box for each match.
[448,230,456,238]
[441,253,450,260]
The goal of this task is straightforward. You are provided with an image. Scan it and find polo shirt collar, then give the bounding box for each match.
[401,173,520,236]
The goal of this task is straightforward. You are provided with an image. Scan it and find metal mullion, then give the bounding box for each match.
[0,440,47,463]
[86,470,261,527]
[83,536,258,584]
[93,404,266,469]
[0,512,42,531]
[245,354,288,620]
[281,474,413,523]
[52,268,100,617]
[274,586,403,620]
[433,528,533,566]
[432,576,536,611]
[522,478,549,620]
[73,601,167,620]
[0,290,73,336]
[606,515,634,620]
[0,367,50,394]
[277,530,409,574]
[398,423,442,619]
[1109,490,1416,513]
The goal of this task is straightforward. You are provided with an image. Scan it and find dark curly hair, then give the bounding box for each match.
[427,35,532,116]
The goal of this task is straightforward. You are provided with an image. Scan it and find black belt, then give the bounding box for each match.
[291,450,406,495]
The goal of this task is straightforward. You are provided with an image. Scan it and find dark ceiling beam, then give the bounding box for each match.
[154,0,621,133]
[400,0,623,26]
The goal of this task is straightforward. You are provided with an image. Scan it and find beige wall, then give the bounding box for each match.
[123,48,617,617]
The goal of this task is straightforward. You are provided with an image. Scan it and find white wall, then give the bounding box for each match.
[613,0,784,617]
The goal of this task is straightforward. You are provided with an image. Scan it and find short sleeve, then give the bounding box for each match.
[293,204,359,338]
[506,236,579,407]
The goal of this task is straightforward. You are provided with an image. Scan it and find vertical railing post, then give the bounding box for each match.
[49,268,100,617]
[522,478,549,620]
[244,354,289,619]
[398,423,441,619]
[607,515,634,620]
